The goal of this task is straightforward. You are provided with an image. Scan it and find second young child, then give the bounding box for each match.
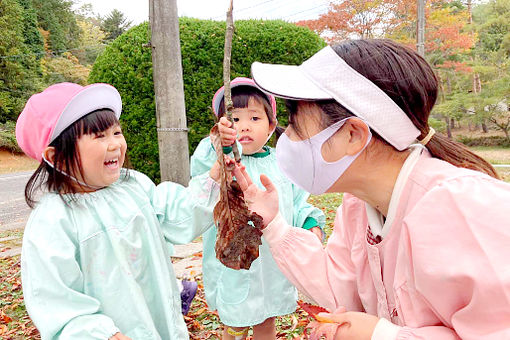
[190,77,325,339]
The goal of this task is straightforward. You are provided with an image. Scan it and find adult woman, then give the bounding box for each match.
[220,39,510,339]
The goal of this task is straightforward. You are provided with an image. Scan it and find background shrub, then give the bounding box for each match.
[89,18,325,182]
[0,121,22,153]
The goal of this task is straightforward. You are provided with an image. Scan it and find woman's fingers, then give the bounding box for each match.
[232,164,250,191]
[259,174,276,194]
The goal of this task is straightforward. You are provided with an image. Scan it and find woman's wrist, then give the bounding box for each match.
[261,213,291,246]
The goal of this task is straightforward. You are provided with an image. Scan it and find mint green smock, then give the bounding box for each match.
[21,169,219,339]
[190,137,325,327]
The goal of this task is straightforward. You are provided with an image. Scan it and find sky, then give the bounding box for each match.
[73,0,330,25]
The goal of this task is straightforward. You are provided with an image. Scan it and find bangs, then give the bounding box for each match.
[218,86,274,122]
[76,109,119,136]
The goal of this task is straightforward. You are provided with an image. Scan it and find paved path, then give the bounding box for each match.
[0,171,204,278]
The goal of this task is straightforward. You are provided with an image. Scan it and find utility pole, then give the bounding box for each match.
[149,0,190,185]
[417,0,426,57]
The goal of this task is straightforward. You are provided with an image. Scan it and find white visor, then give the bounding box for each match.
[251,46,420,151]
[51,84,122,142]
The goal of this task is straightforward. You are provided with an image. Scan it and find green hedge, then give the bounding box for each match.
[456,135,510,148]
[0,121,22,153]
[89,18,325,182]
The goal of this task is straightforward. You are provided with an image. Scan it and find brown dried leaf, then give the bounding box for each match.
[211,125,263,270]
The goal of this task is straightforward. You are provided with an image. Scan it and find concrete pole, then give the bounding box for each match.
[417,0,426,57]
[149,0,190,185]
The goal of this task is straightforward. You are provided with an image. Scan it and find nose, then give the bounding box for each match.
[237,120,250,132]
[107,136,122,151]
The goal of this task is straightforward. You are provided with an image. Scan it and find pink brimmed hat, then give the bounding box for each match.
[212,77,277,120]
[16,82,122,162]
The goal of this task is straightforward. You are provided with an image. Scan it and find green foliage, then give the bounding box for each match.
[0,0,42,123]
[32,0,80,53]
[428,117,447,134]
[456,134,510,147]
[90,18,326,181]
[17,0,44,56]
[0,121,22,153]
[100,9,132,42]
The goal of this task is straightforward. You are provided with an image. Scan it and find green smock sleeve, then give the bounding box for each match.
[291,183,326,235]
[133,170,220,245]
[190,136,242,177]
[21,204,120,339]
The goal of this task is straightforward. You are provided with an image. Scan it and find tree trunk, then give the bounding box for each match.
[482,121,488,133]
[445,116,452,138]
[451,117,455,129]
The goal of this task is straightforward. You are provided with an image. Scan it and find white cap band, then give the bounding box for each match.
[251,46,421,151]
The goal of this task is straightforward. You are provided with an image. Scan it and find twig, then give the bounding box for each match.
[223,0,241,162]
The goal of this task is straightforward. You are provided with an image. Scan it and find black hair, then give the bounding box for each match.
[217,85,284,142]
[25,109,129,208]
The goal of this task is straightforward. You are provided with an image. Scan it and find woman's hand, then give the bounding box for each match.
[232,165,279,227]
[109,332,132,340]
[218,117,237,147]
[316,311,380,340]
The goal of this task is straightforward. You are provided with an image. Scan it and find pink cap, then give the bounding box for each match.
[16,82,122,162]
[212,77,277,120]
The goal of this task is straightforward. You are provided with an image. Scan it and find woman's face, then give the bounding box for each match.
[285,102,350,164]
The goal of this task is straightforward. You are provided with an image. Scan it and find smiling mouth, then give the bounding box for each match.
[104,158,119,169]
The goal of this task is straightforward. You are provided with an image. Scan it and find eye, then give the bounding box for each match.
[233,117,239,122]
[252,116,260,121]
[95,133,105,138]
[114,129,123,136]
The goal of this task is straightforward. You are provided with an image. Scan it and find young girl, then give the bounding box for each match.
[16,82,232,339]
[190,77,325,339]
[223,40,510,339]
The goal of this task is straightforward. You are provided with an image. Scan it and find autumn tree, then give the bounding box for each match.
[296,0,419,43]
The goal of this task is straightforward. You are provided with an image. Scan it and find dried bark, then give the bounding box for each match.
[211,125,263,270]
[222,0,241,162]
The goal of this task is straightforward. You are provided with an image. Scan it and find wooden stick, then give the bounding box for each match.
[222,0,241,162]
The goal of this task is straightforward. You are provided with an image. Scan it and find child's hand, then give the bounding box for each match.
[109,332,132,340]
[218,117,237,147]
[210,155,237,183]
[309,226,323,241]
[316,311,379,340]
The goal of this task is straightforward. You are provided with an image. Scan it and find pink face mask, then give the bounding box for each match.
[276,118,372,194]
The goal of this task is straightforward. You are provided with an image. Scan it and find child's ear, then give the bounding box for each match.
[43,146,56,165]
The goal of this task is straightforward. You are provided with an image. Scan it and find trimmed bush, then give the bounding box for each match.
[89,18,325,182]
[456,135,510,148]
[0,121,22,153]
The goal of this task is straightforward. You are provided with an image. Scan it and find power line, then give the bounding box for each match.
[281,3,329,20]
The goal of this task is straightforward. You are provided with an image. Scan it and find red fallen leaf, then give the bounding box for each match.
[0,311,12,323]
[297,300,329,321]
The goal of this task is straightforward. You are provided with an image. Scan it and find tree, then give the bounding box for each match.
[100,9,132,41]
[296,0,420,43]
[32,0,80,53]
[0,0,42,122]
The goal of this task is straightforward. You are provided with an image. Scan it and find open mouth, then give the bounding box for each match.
[238,136,253,143]
[104,158,119,169]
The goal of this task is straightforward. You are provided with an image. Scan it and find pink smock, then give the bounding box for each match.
[263,149,510,339]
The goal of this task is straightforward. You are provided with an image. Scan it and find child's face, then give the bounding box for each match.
[232,98,273,155]
[74,124,127,191]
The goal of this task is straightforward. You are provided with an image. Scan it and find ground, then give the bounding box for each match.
[0,141,509,339]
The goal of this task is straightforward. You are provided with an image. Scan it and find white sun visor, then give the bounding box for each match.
[251,46,420,151]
